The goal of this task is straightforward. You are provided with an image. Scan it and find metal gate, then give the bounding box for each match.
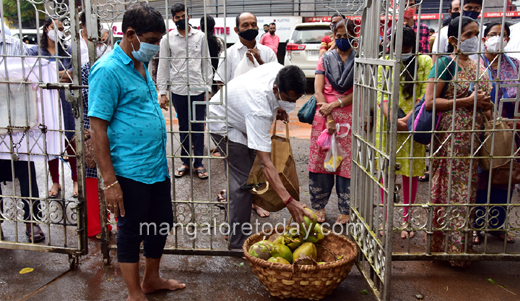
[351,0,520,300]
[85,0,238,264]
[0,0,88,268]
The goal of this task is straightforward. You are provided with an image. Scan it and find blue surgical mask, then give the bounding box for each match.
[335,38,353,51]
[401,54,413,61]
[131,34,160,63]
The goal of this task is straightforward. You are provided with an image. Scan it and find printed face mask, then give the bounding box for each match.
[484,36,508,53]
[404,6,416,19]
[131,34,160,63]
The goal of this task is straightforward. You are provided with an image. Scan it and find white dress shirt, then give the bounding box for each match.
[157,28,212,96]
[208,62,284,152]
[214,40,277,84]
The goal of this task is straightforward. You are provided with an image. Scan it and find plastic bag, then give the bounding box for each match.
[317,129,332,150]
[234,51,259,77]
[323,123,351,172]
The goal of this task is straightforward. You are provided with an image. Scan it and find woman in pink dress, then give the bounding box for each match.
[308,19,355,225]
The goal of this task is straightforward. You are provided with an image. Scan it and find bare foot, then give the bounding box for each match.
[141,277,186,294]
[252,204,270,218]
[401,230,415,239]
[73,181,78,198]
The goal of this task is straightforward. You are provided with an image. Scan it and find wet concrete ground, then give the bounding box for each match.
[1,95,520,300]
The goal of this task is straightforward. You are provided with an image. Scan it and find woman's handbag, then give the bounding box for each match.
[297,95,316,124]
[489,162,520,185]
[479,116,514,171]
[242,121,300,212]
[407,56,454,145]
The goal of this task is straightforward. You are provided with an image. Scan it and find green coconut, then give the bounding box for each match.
[301,208,317,238]
[292,242,317,264]
[305,223,325,244]
[267,257,291,265]
[269,233,285,245]
[270,243,293,264]
[283,227,303,250]
[248,240,274,260]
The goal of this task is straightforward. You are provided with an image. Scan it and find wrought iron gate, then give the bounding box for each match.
[0,0,88,269]
[86,0,237,264]
[351,0,520,300]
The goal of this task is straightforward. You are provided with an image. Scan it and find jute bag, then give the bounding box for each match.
[244,121,300,212]
[480,117,514,171]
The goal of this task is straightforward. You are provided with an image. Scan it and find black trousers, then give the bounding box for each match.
[0,159,40,221]
[116,176,174,263]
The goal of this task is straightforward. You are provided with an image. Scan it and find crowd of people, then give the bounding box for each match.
[1,0,519,298]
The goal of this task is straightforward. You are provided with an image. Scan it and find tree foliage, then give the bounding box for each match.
[2,0,43,25]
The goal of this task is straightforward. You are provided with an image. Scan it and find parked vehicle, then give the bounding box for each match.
[11,29,40,47]
[284,23,331,79]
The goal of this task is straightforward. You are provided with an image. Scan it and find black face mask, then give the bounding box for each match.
[450,12,460,19]
[269,30,275,35]
[264,28,268,33]
[238,28,259,41]
[175,19,187,30]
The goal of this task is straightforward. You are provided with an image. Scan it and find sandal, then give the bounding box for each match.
[497,233,515,243]
[335,214,349,225]
[418,171,429,182]
[195,167,209,179]
[214,190,227,210]
[174,166,190,178]
[48,184,61,199]
[316,209,326,223]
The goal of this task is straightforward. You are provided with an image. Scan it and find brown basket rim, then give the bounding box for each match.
[243,226,358,272]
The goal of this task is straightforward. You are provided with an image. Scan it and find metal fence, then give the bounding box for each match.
[351,0,520,299]
[0,0,87,269]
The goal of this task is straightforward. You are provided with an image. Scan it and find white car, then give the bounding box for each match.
[284,23,332,79]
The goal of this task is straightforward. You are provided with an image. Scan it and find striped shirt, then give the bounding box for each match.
[0,34,28,56]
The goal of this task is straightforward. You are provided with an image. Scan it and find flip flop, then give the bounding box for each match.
[418,172,429,182]
[175,166,190,178]
[48,187,61,199]
[196,167,209,179]
[214,190,227,210]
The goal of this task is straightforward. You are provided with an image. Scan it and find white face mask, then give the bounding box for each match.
[457,36,479,54]
[485,36,508,53]
[47,30,64,42]
[276,91,296,113]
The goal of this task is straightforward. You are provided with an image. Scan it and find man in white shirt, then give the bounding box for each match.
[432,0,483,61]
[157,3,212,179]
[214,12,277,85]
[505,22,520,60]
[208,63,313,249]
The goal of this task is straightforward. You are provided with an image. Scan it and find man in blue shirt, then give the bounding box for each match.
[88,3,185,299]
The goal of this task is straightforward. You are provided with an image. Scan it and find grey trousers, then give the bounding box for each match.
[212,134,256,249]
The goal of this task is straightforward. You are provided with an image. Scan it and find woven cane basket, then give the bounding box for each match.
[243,226,358,300]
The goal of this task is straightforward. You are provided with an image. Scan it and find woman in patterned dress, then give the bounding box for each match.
[474,21,518,244]
[424,17,493,267]
[308,19,355,225]
[376,27,433,239]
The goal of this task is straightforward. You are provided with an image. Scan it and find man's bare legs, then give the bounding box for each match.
[120,262,146,301]
[141,257,186,293]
